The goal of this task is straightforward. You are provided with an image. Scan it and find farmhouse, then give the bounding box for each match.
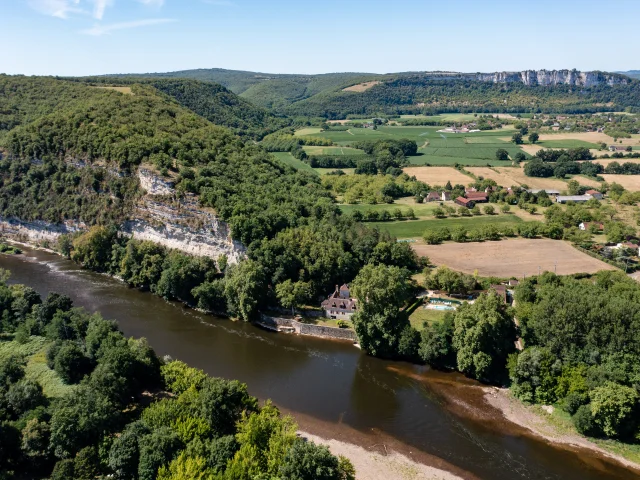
[615,242,640,256]
[527,189,561,196]
[321,284,357,320]
[425,191,441,202]
[455,197,475,208]
[585,189,603,200]
[556,195,592,204]
[490,284,508,303]
[465,192,488,203]
[579,222,604,231]
[441,191,451,201]
[609,145,628,152]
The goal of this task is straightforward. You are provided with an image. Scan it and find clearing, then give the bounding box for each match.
[403,166,471,186]
[413,238,615,277]
[600,175,640,191]
[295,127,323,136]
[342,81,381,92]
[93,85,133,95]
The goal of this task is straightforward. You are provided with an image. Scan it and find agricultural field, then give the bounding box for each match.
[398,113,518,122]
[270,152,317,173]
[569,175,601,188]
[297,125,529,166]
[372,214,523,239]
[600,174,640,191]
[492,166,570,190]
[593,158,640,167]
[302,145,365,156]
[413,238,616,277]
[467,167,522,188]
[294,127,323,136]
[403,166,472,186]
[93,85,133,94]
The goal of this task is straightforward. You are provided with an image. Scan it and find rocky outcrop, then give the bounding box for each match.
[0,218,85,244]
[138,168,175,196]
[472,70,629,87]
[122,219,244,264]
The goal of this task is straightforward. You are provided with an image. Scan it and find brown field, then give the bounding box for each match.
[403,166,471,186]
[94,86,133,95]
[600,175,640,191]
[413,238,616,277]
[571,175,600,188]
[467,167,521,188]
[538,132,640,147]
[342,81,381,92]
[478,166,568,191]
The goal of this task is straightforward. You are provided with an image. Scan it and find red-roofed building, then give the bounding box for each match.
[465,192,488,203]
[425,191,441,202]
[585,189,603,200]
[455,197,475,208]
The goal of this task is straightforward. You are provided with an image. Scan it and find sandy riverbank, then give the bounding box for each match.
[483,387,640,473]
[302,431,463,480]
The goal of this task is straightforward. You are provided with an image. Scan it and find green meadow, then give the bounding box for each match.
[533,139,600,149]
[271,152,317,173]
[298,125,530,166]
[339,202,438,217]
[371,214,524,238]
[303,145,365,156]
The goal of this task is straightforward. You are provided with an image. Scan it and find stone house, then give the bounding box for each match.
[321,284,357,320]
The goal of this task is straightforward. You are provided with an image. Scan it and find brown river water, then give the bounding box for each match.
[2,247,638,480]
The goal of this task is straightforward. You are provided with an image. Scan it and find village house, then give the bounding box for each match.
[441,191,451,201]
[465,191,488,203]
[614,242,640,256]
[465,187,477,194]
[425,191,441,202]
[490,284,508,303]
[579,222,604,232]
[507,279,520,287]
[455,196,475,208]
[556,195,592,204]
[609,145,628,152]
[585,189,603,200]
[527,189,561,196]
[321,284,357,320]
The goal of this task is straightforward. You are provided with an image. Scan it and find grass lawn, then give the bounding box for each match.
[271,152,318,174]
[294,127,323,136]
[409,306,449,330]
[0,335,71,398]
[313,167,356,175]
[371,214,524,239]
[339,201,438,218]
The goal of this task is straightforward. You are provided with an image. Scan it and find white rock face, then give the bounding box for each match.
[122,219,245,264]
[472,70,628,87]
[138,168,175,196]
[0,218,84,243]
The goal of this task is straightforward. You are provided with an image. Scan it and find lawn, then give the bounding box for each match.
[294,127,323,136]
[0,335,71,398]
[371,214,524,239]
[339,201,438,218]
[271,152,317,174]
[409,306,449,330]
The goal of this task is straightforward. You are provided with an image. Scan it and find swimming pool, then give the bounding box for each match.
[429,305,456,311]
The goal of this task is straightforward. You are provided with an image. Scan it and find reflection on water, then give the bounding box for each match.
[3,248,638,480]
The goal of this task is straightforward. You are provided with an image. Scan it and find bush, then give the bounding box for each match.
[573,405,599,437]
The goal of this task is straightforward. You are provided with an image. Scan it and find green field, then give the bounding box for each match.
[271,152,317,174]
[298,126,529,166]
[409,306,449,330]
[339,201,438,217]
[534,139,600,149]
[294,127,323,136]
[303,145,365,156]
[371,214,524,238]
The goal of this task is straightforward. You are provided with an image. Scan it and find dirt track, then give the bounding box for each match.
[413,238,615,277]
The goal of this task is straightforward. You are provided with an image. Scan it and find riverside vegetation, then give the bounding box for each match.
[0,275,355,480]
[2,70,640,472]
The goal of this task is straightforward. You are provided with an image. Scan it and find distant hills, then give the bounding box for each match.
[109,68,640,118]
[618,70,640,79]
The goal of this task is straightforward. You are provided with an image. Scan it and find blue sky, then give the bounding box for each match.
[1,0,639,76]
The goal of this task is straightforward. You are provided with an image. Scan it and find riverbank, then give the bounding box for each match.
[484,387,640,473]
[302,431,463,480]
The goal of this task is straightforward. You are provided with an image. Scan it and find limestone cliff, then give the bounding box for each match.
[471,69,629,87]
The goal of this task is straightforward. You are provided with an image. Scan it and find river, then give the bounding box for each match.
[2,247,638,480]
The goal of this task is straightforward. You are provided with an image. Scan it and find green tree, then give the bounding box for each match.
[351,264,411,358]
[511,133,523,145]
[483,205,495,215]
[495,149,509,161]
[567,179,580,195]
[138,428,183,480]
[157,452,214,480]
[418,314,455,368]
[53,342,92,384]
[589,382,639,438]
[528,132,539,144]
[224,260,267,321]
[275,280,312,315]
[279,439,351,480]
[453,293,517,381]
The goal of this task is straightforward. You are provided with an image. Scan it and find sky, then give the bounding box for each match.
[1,0,639,76]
